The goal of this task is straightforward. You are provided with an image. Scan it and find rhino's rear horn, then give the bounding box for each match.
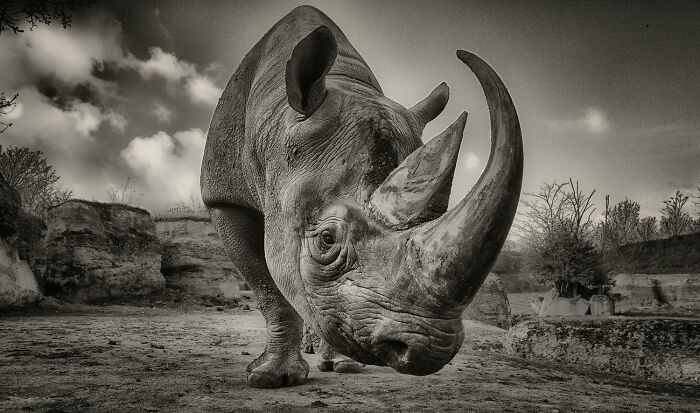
[368,112,467,229]
[409,82,450,131]
[286,25,337,115]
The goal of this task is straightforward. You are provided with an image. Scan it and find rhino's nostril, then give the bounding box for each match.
[379,339,409,358]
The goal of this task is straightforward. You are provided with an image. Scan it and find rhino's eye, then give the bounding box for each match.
[320,229,335,248]
[306,220,348,268]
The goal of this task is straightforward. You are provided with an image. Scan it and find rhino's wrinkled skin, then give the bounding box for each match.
[201,5,523,388]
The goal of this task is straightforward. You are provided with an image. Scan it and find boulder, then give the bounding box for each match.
[540,296,590,317]
[0,238,42,309]
[463,273,512,329]
[155,215,242,299]
[529,296,544,314]
[505,318,700,385]
[538,289,558,316]
[612,295,632,315]
[536,289,590,317]
[43,200,164,301]
[590,295,613,316]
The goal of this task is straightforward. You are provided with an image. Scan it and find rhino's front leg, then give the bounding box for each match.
[210,206,309,388]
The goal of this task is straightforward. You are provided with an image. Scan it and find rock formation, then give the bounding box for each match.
[463,273,512,329]
[43,200,164,301]
[589,295,613,316]
[505,318,700,385]
[534,289,590,317]
[612,273,700,310]
[155,213,242,299]
[0,238,42,308]
[0,172,42,309]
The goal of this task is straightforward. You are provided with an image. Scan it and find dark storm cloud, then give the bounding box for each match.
[36,77,104,109]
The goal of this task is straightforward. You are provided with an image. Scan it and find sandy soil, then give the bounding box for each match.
[1,304,699,412]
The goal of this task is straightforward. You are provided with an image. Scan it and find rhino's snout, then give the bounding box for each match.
[370,318,464,375]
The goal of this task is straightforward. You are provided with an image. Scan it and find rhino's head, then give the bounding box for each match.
[264,26,522,375]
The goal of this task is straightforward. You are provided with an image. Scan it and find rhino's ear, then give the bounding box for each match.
[286,26,337,116]
[409,82,449,130]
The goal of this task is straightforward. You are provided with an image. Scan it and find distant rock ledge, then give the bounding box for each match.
[505,317,700,385]
[155,212,243,300]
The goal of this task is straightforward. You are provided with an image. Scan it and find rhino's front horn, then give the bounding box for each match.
[368,112,467,229]
[406,50,523,306]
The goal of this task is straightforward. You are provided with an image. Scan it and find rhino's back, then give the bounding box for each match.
[201,6,381,213]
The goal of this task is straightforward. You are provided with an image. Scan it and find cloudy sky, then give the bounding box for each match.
[0,0,698,217]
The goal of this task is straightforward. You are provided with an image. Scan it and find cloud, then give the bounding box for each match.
[185,75,221,106]
[121,128,206,205]
[151,102,173,123]
[130,47,222,107]
[0,13,129,98]
[5,87,126,145]
[1,87,129,200]
[0,14,221,109]
[463,152,481,170]
[545,107,610,135]
[135,47,196,85]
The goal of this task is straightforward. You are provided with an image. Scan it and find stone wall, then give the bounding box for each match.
[463,274,512,329]
[505,318,700,385]
[43,200,164,301]
[612,273,700,310]
[155,215,242,299]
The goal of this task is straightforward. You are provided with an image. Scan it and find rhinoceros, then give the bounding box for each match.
[201,5,522,388]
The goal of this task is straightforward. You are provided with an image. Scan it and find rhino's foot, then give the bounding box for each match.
[333,358,364,373]
[317,357,364,373]
[246,350,309,388]
[317,359,334,372]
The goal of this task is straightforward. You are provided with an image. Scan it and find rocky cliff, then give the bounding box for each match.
[0,172,42,309]
[155,214,242,299]
[43,200,164,301]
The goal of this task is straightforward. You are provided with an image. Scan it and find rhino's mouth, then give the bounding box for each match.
[322,311,465,375]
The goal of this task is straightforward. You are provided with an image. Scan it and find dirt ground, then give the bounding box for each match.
[1,301,699,413]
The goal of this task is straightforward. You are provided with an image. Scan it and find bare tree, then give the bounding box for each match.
[517,179,607,297]
[660,191,693,238]
[0,92,18,133]
[563,178,596,239]
[515,181,568,241]
[0,0,92,34]
[0,145,72,218]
